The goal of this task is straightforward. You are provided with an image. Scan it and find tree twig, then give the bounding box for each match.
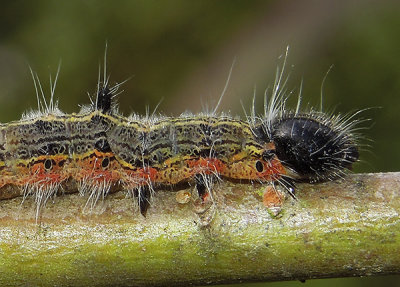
[0,172,399,286]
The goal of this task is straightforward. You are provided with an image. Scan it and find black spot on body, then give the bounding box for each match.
[44,159,52,170]
[95,138,111,153]
[101,157,110,168]
[255,161,264,172]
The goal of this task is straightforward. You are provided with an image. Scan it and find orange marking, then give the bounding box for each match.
[187,157,225,174]
[263,185,284,208]
[72,151,124,185]
[16,155,69,187]
[258,158,286,181]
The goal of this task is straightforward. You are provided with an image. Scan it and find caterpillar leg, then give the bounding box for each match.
[194,174,210,201]
[262,178,296,217]
[262,186,284,207]
[135,185,151,217]
[193,173,216,226]
[261,185,285,217]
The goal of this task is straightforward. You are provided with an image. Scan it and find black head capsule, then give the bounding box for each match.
[270,116,359,182]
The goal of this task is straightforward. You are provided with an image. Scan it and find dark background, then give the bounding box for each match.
[0,1,399,286]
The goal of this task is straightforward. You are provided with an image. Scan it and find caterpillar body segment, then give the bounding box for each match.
[0,65,360,218]
[0,107,290,210]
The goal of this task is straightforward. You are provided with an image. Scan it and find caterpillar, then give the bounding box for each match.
[0,53,361,218]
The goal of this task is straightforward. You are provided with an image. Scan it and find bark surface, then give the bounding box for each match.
[0,172,399,286]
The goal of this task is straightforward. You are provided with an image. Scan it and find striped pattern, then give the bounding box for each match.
[0,109,286,201]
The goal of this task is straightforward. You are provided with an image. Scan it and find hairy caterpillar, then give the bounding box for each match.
[0,53,361,218]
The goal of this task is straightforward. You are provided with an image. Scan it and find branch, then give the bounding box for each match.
[0,172,399,286]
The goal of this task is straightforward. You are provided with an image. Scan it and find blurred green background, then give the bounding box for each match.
[0,0,399,286]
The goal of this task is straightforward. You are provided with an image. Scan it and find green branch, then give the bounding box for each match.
[0,172,399,286]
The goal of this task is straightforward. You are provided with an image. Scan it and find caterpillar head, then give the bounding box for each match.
[258,115,359,183]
